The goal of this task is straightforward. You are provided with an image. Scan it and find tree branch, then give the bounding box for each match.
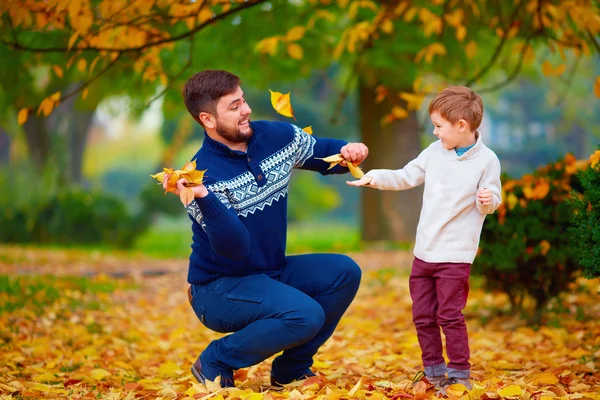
[145,37,194,108]
[1,0,268,54]
[476,36,531,94]
[587,29,600,55]
[330,1,402,124]
[553,55,581,107]
[464,1,526,86]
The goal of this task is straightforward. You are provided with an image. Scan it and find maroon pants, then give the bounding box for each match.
[409,257,471,374]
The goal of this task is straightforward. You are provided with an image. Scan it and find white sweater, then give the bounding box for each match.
[365,135,502,264]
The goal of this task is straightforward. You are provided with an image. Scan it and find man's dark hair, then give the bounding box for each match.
[182,70,241,126]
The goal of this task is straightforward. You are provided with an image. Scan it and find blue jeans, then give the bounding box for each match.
[189,253,361,384]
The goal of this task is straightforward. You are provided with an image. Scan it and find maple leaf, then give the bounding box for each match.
[150,160,206,205]
[268,89,296,120]
[317,154,364,179]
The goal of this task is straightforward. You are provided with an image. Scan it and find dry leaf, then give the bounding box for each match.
[317,153,364,178]
[268,89,296,120]
[150,160,206,204]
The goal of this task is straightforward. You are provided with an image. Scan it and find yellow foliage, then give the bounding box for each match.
[17,108,29,125]
[268,90,295,120]
[415,43,447,64]
[150,160,206,205]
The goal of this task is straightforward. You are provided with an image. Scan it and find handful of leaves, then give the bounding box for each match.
[150,160,206,205]
[317,154,364,179]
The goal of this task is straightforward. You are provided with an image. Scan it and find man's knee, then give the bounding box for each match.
[335,254,362,287]
[283,300,326,344]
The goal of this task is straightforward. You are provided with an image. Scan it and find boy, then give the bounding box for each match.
[347,86,502,394]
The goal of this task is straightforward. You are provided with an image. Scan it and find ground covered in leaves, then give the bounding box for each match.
[0,246,599,399]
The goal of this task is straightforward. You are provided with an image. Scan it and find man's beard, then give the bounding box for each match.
[216,118,253,143]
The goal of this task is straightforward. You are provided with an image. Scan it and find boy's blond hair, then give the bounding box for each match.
[428,86,483,131]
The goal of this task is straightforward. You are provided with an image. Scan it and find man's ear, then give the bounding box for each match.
[199,112,215,129]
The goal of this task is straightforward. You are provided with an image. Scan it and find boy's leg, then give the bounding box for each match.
[189,273,328,386]
[433,262,471,379]
[409,257,447,378]
[270,254,361,384]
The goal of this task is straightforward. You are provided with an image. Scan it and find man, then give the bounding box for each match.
[164,70,368,388]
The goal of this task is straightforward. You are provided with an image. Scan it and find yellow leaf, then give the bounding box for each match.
[381,19,393,34]
[268,89,296,120]
[391,106,408,119]
[529,372,559,385]
[498,385,522,398]
[456,25,467,41]
[77,59,87,73]
[68,32,79,51]
[446,383,468,396]
[348,376,364,397]
[256,37,280,56]
[507,192,518,210]
[33,373,57,382]
[594,76,600,98]
[347,161,364,179]
[541,61,566,77]
[53,65,64,78]
[29,382,52,392]
[465,40,478,59]
[17,108,28,125]
[90,368,111,381]
[303,126,313,135]
[285,26,306,41]
[82,88,89,100]
[532,181,550,199]
[157,387,178,399]
[287,43,304,60]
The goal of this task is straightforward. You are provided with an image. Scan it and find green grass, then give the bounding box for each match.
[0,274,137,315]
[132,217,381,258]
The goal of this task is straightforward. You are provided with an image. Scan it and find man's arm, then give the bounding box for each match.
[291,125,368,174]
[168,178,251,261]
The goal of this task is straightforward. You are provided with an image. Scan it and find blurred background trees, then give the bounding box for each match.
[0,1,598,258]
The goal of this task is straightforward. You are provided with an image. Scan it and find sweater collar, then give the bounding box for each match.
[455,131,482,161]
[202,122,263,157]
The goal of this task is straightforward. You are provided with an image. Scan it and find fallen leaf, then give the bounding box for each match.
[268,89,296,120]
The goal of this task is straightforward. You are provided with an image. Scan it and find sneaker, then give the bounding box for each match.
[270,372,316,389]
[191,358,235,388]
[436,377,472,396]
[425,375,447,388]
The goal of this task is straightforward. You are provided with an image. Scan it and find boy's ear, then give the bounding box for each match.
[458,119,469,132]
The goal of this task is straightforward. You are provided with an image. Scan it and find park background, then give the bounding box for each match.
[0,1,599,399]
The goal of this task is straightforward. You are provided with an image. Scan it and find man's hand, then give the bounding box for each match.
[340,143,368,166]
[163,175,209,199]
[346,175,374,187]
[477,187,492,206]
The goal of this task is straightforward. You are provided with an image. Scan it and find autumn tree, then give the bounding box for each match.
[1,0,599,241]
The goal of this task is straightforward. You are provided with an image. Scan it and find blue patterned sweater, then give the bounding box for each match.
[184,120,349,284]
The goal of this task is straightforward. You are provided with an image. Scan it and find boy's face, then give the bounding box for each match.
[430,112,473,150]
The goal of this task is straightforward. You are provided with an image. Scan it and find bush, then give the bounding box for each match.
[473,154,591,322]
[569,149,600,279]
[0,187,149,248]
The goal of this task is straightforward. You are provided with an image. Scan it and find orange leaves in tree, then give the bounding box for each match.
[594,77,600,98]
[150,160,206,205]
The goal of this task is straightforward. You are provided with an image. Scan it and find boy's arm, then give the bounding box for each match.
[356,149,428,190]
[476,155,502,214]
[185,189,251,261]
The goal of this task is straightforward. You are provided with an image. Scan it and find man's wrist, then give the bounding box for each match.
[195,185,209,198]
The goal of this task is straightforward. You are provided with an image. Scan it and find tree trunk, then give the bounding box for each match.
[358,80,423,243]
[22,114,51,170]
[0,128,10,164]
[67,110,95,185]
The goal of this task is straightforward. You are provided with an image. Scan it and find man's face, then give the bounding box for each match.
[213,86,253,144]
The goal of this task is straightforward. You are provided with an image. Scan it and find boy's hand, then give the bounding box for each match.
[477,187,492,206]
[346,175,374,187]
[340,142,368,166]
